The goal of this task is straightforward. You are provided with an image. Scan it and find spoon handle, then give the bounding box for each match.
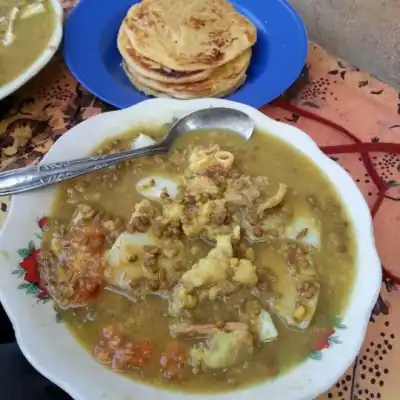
[0,144,167,196]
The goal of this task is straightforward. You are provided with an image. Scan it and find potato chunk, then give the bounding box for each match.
[202,330,254,369]
[231,259,258,285]
[181,235,232,290]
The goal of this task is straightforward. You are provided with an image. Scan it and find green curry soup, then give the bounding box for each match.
[0,0,55,87]
[40,127,355,393]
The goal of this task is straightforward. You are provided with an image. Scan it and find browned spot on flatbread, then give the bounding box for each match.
[152,68,202,79]
[210,7,224,18]
[208,30,237,49]
[135,56,247,95]
[135,10,149,22]
[125,47,204,78]
[186,17,207,29]
[244,29,256,43]
[212,37,226,48]
[195,48,224,65]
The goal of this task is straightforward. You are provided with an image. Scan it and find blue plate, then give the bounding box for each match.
[63,0,307,109]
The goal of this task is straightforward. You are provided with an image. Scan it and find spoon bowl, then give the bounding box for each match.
[161,107,254,147]
[0,107,254,196]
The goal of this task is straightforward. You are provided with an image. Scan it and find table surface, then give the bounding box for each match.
[0,1,399,399]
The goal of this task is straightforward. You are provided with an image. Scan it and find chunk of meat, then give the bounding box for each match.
[72,203,96,223]
[170,321,249,339]
[224,175,265,206]
[127,200,158,233]
[169,284,197,316]
[173,236,258,314]
[158,239,188,282]
[256,183,287,214]
[184,175,220,197]
[230,258,258,285]
[180,235,232,290]
[204,280,237,301]
[162,202,184,223]
[181,200,223,237]
[187,144,220,173]
[202,330,254,370]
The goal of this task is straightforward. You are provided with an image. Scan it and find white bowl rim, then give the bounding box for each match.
[0,0,63,101]
[0,98,381,400]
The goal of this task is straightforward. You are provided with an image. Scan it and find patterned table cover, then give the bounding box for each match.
[0,1,399,399]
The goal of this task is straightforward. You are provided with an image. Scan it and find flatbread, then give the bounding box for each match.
[123,0,257,71]
[123,48,251,99]
[117,26,215,84]
[123,61,247,100]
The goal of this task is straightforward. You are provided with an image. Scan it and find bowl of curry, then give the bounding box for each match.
[0,0,63,101]
[0,98,381,400]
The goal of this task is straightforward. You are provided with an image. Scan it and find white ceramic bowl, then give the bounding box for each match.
[0,0,63,101]
[0,99,381,400]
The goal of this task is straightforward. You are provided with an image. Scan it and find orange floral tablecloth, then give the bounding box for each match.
[1,2,399,399]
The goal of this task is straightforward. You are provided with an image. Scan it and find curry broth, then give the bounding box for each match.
[42,127,355,392]
[0,0,55,86]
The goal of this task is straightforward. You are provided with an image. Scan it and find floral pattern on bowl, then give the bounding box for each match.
[13,217,49,301]
[309,317,347,361]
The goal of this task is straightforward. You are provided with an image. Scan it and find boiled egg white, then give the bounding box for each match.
[136,176,179,201]
[131,134,157,150]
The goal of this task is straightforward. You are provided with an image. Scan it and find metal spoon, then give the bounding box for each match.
[0,107,254,196]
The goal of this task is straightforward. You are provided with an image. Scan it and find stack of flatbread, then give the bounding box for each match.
[117,0,257,99]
